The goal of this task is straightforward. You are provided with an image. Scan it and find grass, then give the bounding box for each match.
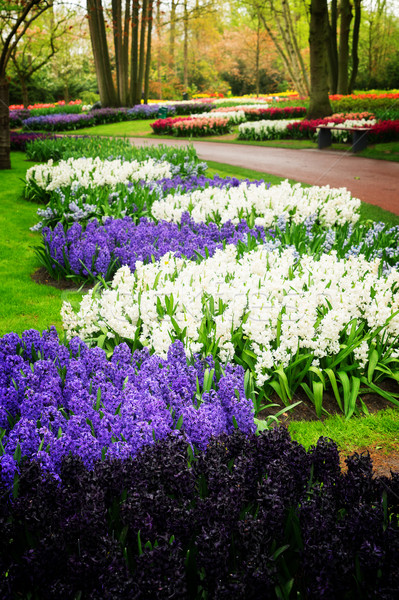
[0,152,66,336]
[288,408,399,454]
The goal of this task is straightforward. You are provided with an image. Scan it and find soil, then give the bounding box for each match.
[32,267,399,478]
[31,266,95,293]
[259,386,399,478]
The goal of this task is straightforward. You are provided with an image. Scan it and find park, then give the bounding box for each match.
[1,0,399,597]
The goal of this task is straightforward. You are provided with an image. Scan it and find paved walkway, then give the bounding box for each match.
[129,138,399,215]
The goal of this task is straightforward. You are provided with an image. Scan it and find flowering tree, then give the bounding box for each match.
[0,0,52,169]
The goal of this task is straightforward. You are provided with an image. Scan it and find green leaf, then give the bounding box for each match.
[324,368,343,412]
[313,381,324,419]
[367,349,379,382]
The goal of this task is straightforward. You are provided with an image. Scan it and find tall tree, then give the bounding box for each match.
[307,0,332,117]
[0,0,52,169]
[87,0,153,107]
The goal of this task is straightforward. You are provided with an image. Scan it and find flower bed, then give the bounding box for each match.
[239,115,399,143]
[0,329,254,477]
[22,112,95,131]
[62,243,399,416]
[241,105,306,121]
[151,116,232,136]
[238,118,301,140]
[151,179,361,226]
[1,428,397,599]
[25,156,173,199]
[38,215,267,281]
[10,131,56,151]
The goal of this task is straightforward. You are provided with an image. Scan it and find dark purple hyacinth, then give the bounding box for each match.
[0,328,255,480]
[10,131,57,151]
[41,214,270,279]
[0,428,398,598]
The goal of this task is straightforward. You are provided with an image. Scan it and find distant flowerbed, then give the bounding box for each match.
[151,115,232,136]
[238,112,399,143]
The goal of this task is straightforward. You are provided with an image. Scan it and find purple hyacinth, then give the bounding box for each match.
[0,329,255,479]
[41,214,270,280]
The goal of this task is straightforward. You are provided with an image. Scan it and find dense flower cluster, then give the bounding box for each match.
[26,156,173,192]
[0,329,255,480]
[151,179,361,226]
[40,215,267,280]
[1,430,398,598]
[238,118,301,140]
[22,112,94,131]
[150,116,190,134]
[151,115,233,136]
[191,110,246,123]
[241,105,307,121]
[10,131,56,151]
[62,245,399,382]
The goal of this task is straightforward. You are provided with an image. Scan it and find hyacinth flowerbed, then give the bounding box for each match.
[1,428,398,598]
[21,139,399,417]
[2,133,399,597]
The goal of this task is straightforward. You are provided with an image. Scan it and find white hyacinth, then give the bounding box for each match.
[25,157,173,191]
[61,246,399,386]
[238,119,300,139]
[151,180,361,227]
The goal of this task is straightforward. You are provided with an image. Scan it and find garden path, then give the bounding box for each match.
[129,138,399,215]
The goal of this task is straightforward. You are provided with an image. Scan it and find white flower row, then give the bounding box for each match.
[325,118,377,129]
[25,157,173,192]
[151,180,361,227]
[238,119,299,139]
[61,245,399,385]
[190,110,246,123]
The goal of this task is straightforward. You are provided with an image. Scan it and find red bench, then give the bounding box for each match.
[316,124,370,153]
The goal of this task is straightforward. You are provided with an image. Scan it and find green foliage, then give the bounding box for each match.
[25,135,201,165]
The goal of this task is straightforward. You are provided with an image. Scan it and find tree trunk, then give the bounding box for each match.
[130,0,140,103]
[327,0,338,93]
[348,0,361,93]
[112,0,122,104]
[0,77,11,170]
[156,0,162,99]
[144,0,153,103]
[255,15,260,96]
[122,0,131,105]
[169,0,177,74]
[308,0,332,118]
[137,0,149,104]
[87,0,118,106]
[183,0,188,89]
[337,0,353,94]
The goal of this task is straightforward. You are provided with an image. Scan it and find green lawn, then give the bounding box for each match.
[288,408,399,454]
[2,149,399,457]
[0,152,65,335]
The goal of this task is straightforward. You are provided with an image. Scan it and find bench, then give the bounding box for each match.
[316,124,370,153]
